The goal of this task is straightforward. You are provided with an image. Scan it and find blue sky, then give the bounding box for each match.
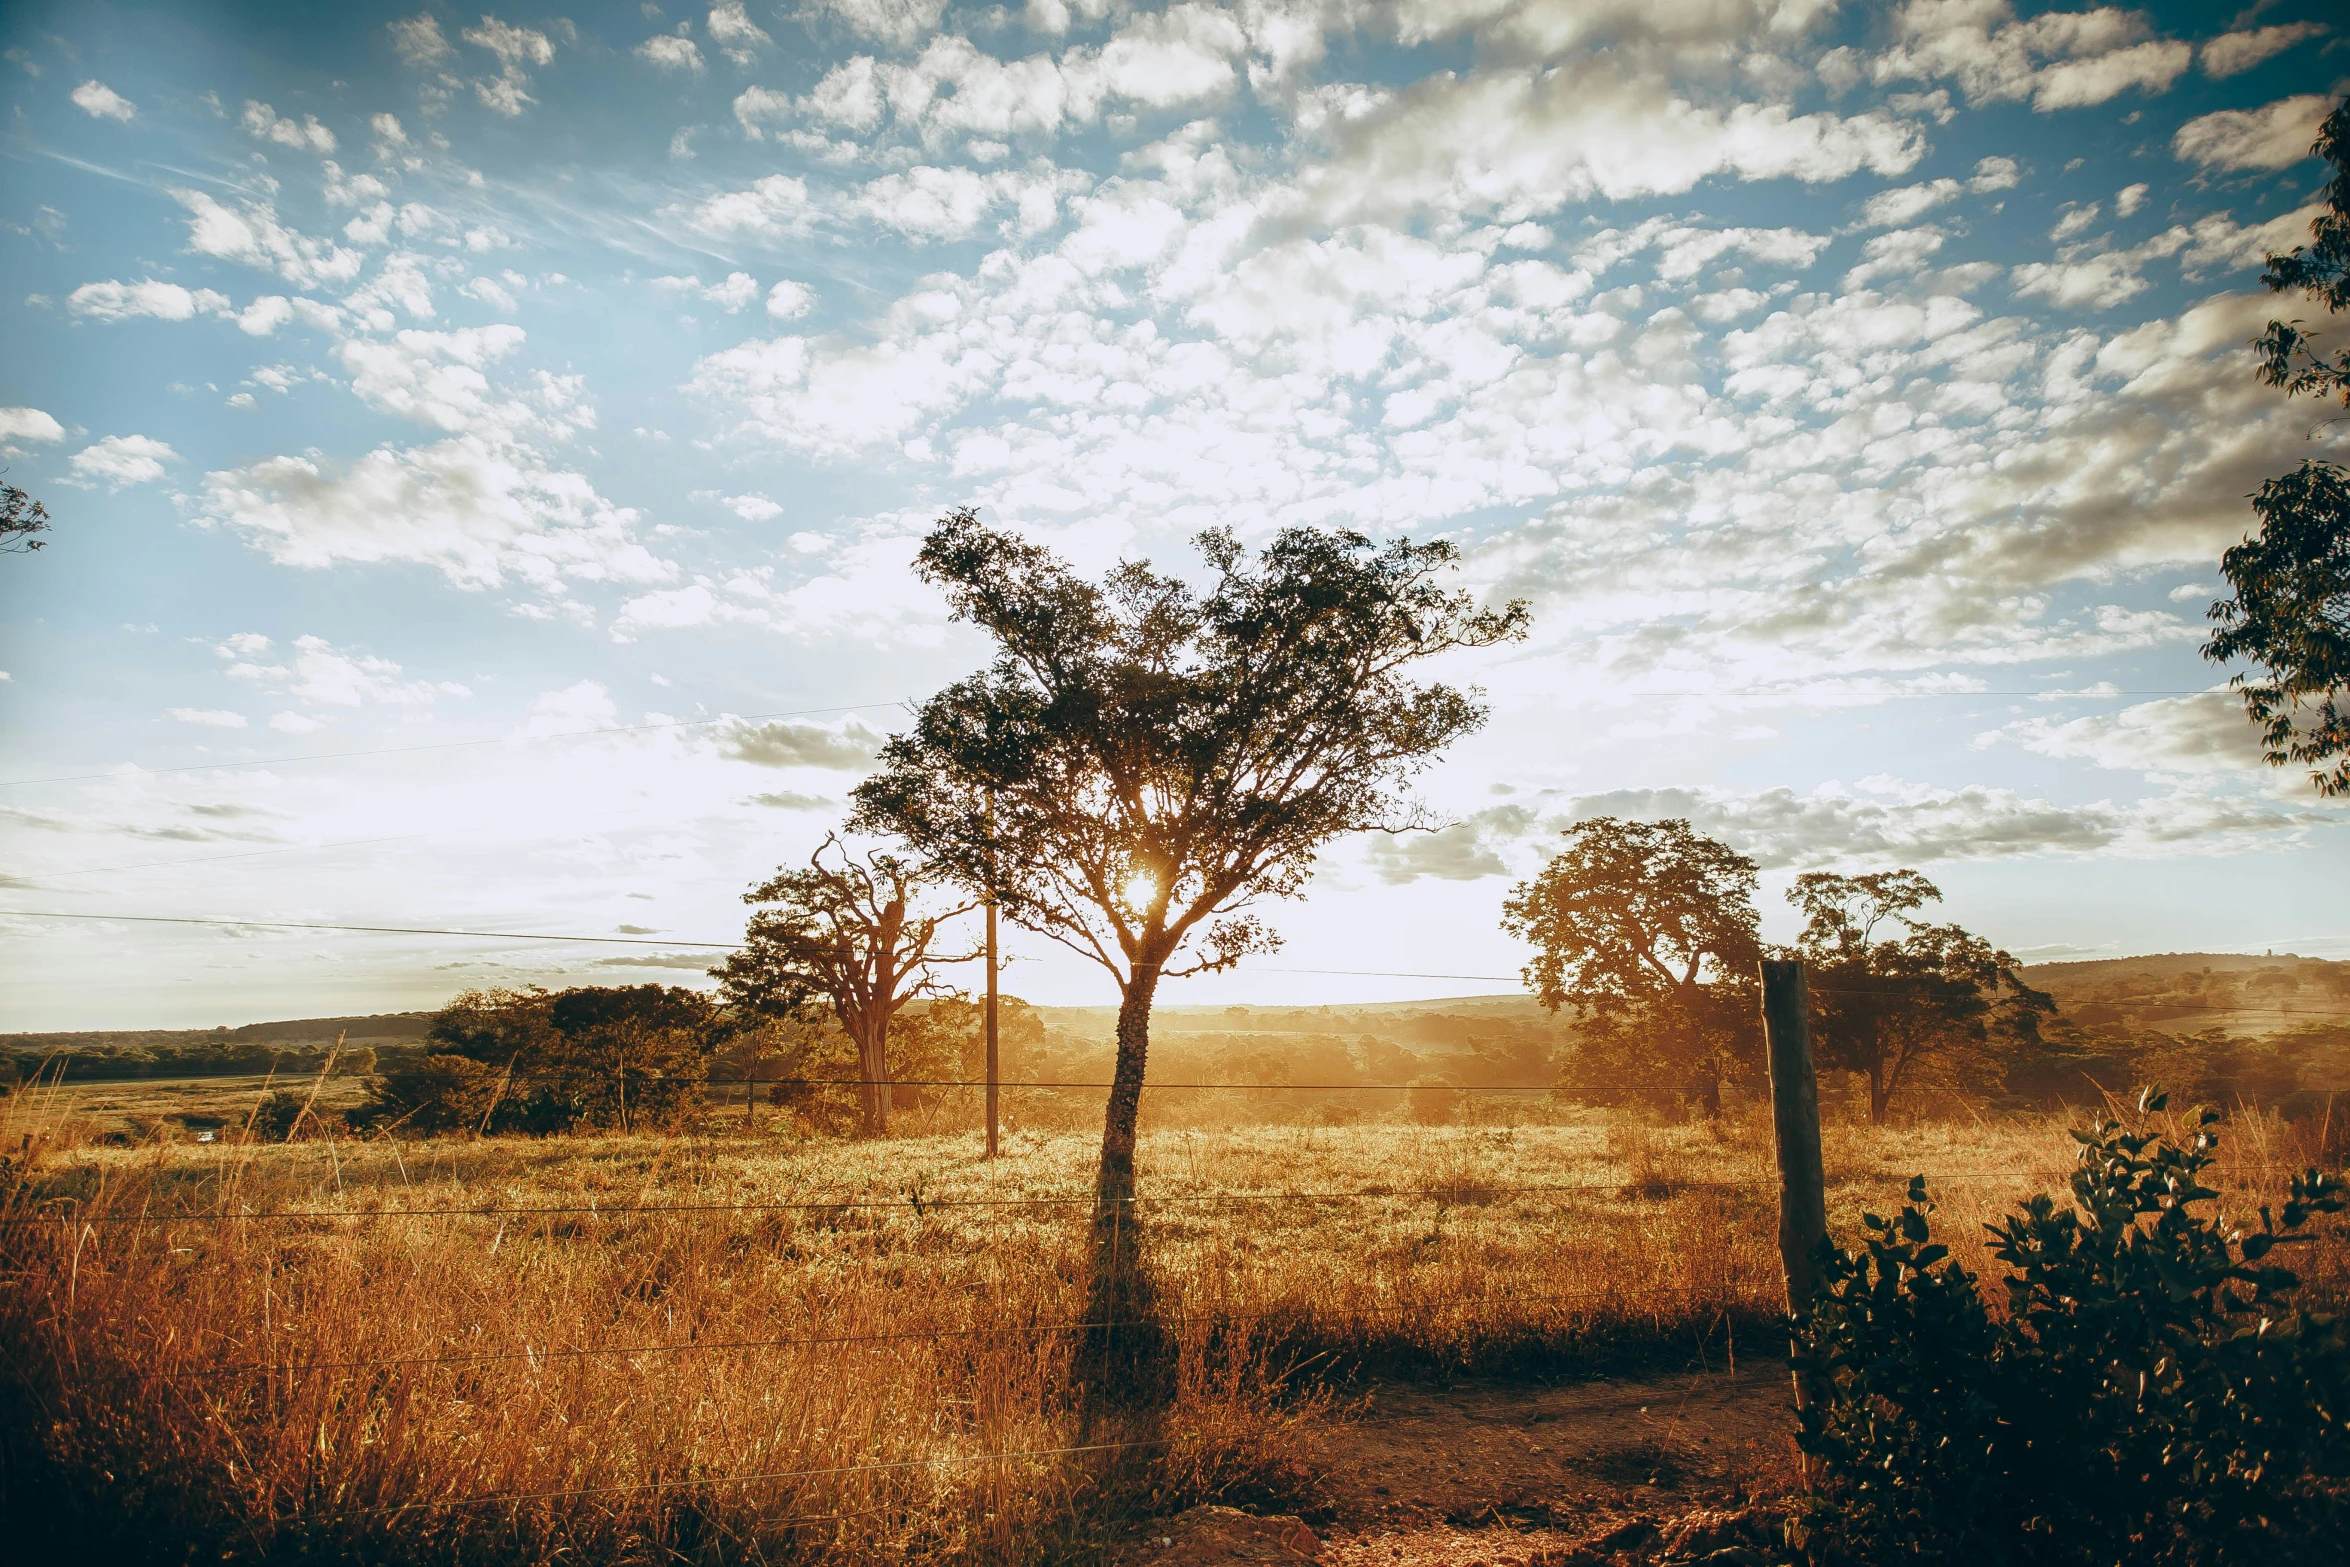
[1,0,2344,1029]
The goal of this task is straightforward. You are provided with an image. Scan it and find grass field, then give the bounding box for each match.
[3,1082,2344,1563]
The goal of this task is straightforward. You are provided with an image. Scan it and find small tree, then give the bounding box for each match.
[2209,93,2350,796]
[1500,816,1763,1115]
[1790,870,2052,1124]
[851,511,1527,1220]
[709,834,974,1137]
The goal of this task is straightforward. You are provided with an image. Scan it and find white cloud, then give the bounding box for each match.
[1300,64,1927,226]
[798,0,949,50]
[71,79,135,120]
[703,271,760,311]
[1873,3,2191,112]
[707,2,773,64]
[0,407,66,451]
[67,278,231,323]
[2201,24,2326,80]
[68,434,179,489]
[683,174,812,239]
[636,34,705,72]
[165,708,249,728]
[2114,182,2148,218]
[2172,95,2330,171]
[766,280,816,319]
[715,714,884,768]
[1860,177,1961,229]
[269,710,324,733]
[175,189,364,289]
[2011,225,2190,310]
[1985,691,2267,776]
[241,100,338,154]
[388,14,453,66]
[198,435,673,593]
[462,14,558,116]
[336,325,544,435]
[725,493,782,520]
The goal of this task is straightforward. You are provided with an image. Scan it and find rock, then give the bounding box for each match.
[1123,1505,1321,1563]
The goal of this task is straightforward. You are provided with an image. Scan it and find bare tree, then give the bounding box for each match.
[710,834,975,1136]
[850,509,1529,1220]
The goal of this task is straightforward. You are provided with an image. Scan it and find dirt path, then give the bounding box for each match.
[1119,1367,1802,1565]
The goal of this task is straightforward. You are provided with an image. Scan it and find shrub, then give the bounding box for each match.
[1793,1089,2350,1565]
[360,1054,503,1135]
[1405,1076,1461,1126]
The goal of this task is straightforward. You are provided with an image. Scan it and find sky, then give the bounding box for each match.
[0,0,2345,1031]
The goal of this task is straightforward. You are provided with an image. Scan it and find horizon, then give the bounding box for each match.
[4,2,2348,1031]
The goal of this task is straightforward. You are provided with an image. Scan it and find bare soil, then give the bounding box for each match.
[1117,1367,1800,1565]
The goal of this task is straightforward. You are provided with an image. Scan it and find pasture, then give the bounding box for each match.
[6,1080,2343,1563]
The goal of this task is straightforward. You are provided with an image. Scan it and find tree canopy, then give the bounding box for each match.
[708,834,974,1136]
[1499,816,1763,1112]
[2209,92,2350,796]
[851,508,1529,1212]
[1790,871,2052,1125]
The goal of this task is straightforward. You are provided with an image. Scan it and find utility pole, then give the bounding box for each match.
[984,809,1000,1160]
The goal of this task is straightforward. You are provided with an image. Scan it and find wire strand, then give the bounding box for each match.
[0,700,910,789]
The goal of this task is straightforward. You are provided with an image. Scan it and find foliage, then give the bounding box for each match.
[2204,461,2350,796]
[851,509,1528,1208]
[0,476,49,554]
[710,833,974,1135]
[2211,94,2350,795]
[360,1053,504,1135]
[1790,870,2053,1124]
[1501,817,1763,1112]
[249,1088,341,1142]
[2254,94,2350,406]
[1794,1091,2350,1566]
[365,985,724,1135]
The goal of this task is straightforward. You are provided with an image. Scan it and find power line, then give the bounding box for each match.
[0,910,740,948]
[0,699,908,789]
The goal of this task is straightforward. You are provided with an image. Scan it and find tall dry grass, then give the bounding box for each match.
[2,1080,2341,1561]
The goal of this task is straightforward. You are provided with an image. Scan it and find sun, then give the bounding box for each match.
[1124,870,1159,911]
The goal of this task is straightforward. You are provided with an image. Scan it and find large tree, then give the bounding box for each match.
[1499,816,1762,1115]
[1789,871,2053,1125]
[2208,93,2350,796]
[708,834,974,1136]
[851,510,1528,1220]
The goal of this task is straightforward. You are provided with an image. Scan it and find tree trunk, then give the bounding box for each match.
[1096,962,1159,1216]
[1081,958,1169,1412]
[1699,1074,1723,1119]
[860,1016,890,1137]
[1868,1063,1891,1126]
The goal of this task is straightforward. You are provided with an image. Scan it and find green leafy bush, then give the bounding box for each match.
[1794,1089,2350,1565]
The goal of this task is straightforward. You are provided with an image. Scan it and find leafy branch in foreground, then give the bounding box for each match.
[1793,1088,2350,1565]
[1,477,50,554]
[2212,92,2350,796]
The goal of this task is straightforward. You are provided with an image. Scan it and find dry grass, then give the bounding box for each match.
[2,1082,2341,1562]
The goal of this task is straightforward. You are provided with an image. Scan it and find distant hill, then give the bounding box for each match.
[9,951,2344,1061]
[3,1012,433,1057]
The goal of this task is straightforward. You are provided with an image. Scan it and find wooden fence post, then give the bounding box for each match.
[984,804,1000,1161]
[1761,959,1827,1315]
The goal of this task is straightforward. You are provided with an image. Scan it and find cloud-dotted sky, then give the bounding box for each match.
[1,1,2344,1027]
